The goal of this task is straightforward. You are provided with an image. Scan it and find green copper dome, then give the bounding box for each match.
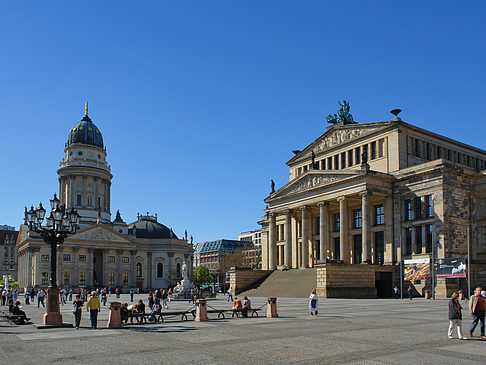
[67,106,104,148]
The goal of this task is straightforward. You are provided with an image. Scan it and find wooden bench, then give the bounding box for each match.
[231,308,261,318]
[0,311,28,325]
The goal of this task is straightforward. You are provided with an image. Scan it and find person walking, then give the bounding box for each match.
[227,287,233,302]
[469,287,485,339]
[86,291,101,329]
[72,294,84,329]
[148,291,154,310]
[309,289,318,317]
[448,292,467,339]
[130,288,134,303]
[407,285,413,300]
[24,288,30,305]
[162,290,169,310]
[393,286,400,300]
[101,290,107,306]
[37,289,45,307]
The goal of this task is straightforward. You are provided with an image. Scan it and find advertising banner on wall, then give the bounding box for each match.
[437,258,467,278]
[404,258,430,281]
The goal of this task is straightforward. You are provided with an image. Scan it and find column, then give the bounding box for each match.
[278,246,283,266]
[116,249,122,286]
[103,248,109,286]
[72,247,79,286]
[291,215,298,268]
[361,192,371,263]
[268,213,276,270]
[88,248,94,286]
[318,202,329,260]
[130,250,137,287]
[338,197,348,263]
[284,210,292,268]
[301,206,309,268]
[147,252,153,290]
[26,248,32,287]
[384,196,394,263]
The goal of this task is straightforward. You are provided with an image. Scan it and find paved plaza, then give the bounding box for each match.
[0,294,485,364]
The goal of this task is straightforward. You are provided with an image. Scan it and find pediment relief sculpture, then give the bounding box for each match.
[273,174,349,199]
[73,227,129,243]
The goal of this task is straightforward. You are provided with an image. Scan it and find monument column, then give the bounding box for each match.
[284,210,292,268]
[318,202,329,260]
[361,191,371,263]
[26,248,33,287]
[268,213,276,270]
[338,197,349,263]
[301,206,309,268]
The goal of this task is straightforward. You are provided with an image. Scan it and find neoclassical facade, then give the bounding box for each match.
[260,109,486,297]
[17,105,193,290]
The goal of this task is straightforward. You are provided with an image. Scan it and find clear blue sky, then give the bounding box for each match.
[1,2,485,242]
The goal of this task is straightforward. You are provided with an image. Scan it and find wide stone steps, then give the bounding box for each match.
[241,268,317,298]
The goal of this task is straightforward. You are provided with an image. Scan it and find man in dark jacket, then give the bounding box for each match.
[448,292,466,339]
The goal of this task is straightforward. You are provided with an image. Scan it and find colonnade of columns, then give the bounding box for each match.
[266,191,386,270]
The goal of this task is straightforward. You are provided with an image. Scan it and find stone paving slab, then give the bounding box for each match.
[1,294,485,364]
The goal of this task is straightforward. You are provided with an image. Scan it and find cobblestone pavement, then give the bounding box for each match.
[0,294,484,364]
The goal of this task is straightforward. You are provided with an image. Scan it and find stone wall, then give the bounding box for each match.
[229,267,272,295]
[316,262,396,298]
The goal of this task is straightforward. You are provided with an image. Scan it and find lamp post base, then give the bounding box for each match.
[42,287,63,326]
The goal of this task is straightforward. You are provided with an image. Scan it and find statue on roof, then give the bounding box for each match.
[271,180,275,193]
[326,100,354,125]
[311,150,316,169]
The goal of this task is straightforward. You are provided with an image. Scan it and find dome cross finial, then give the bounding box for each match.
[85,102,88,116]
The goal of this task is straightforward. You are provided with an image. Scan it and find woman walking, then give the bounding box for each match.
[72,294,84,329]
[448,292,467,339]
[309,289,318,317]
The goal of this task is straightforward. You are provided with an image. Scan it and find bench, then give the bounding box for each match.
[231,308,261,318]
[0,311,28,325]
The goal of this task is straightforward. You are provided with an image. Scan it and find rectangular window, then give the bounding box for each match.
[122,257,129,263]
[348,150,354,166]
[320,159,326,170]
[378,139,385,157]
[375,205,384,225]
[41,254,50,262]
[353,235,362,264]
[315,217,320,235]
[63,254,71,261]
[415,226,423,254]
[63,271,70,285]
[328,157,333,170]
[425,195,433,217]
[405,227,412,256]
[371,141,377,159]
[375,231,384,265]
[42,272,49,285]
[79,272,85,285]
[108,256,115,263]
[467,155,472,167]
[426,225,433,253]
[405,200,412,221]
[353,209,362,228]
[415,139,421,158]
[334,155,339,170]
[341,152,346,169]
[333,213,340,232]
[79,255,86,262]
[448,150,453,161]
[355,147,361,165]
[123,273,128,286]
[334,237,340,260]
[109,273,115,285]
[426,143,432,160]
[362,145,368,161]
[77,194,82,206]
[437,146,443,158]
[414,197,422,219]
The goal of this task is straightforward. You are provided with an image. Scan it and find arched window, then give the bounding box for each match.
[176,263,181,278]
[157,263,163,278]
[136,262,142,278]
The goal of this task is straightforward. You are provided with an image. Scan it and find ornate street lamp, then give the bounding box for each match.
[25,194,80,325]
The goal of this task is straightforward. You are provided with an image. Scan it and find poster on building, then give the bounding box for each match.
[404,258,430,281]
[437,258,467,278]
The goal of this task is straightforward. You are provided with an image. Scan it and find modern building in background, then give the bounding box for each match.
[238,230,262,270]
[0,226,18,281]
[260,106,486,297]
[16,105,193,291]
[238,229,262,246]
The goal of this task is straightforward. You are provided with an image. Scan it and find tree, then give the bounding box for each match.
[193,266,212,289]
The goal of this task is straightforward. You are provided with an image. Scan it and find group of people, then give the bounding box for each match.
[2,288,30,323]
[448,287,486,340]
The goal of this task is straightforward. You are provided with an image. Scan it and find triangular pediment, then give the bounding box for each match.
[69,224,134,244]
[288,122,393,165]
[266,171,359,201]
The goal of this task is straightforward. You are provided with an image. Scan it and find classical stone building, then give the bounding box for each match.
[0,226,18,282]
[16,105,193,291]
[259,107,486,298]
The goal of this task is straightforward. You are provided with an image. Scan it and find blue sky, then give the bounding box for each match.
[1,1,485,242]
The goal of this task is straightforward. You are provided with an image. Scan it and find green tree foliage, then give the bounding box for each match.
[193,266,212,289]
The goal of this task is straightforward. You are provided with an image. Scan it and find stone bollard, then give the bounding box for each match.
[107,302,122,328]
[195,299,209,322]
[266,297,278,318]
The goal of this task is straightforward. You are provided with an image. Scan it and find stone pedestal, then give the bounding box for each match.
[195,299,208,322]
[42,287,63,326]
[107,302,122,328]
[266,297,278,318]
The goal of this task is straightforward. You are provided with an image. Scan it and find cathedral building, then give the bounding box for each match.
[16,104,193,291]
[259,104,486,298]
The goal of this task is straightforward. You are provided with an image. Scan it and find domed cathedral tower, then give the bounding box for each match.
[57,103,113,227]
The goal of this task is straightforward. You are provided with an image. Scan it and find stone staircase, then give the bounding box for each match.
[241,268,317,298]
